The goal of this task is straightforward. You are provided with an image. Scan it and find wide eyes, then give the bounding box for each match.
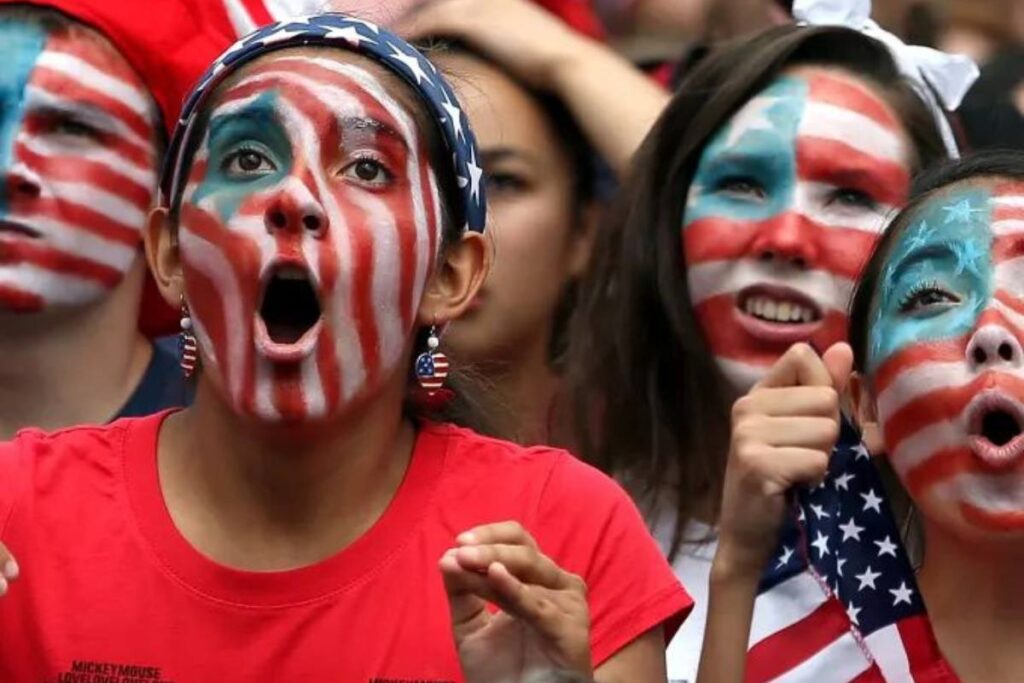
[898,283,960,314]
[341,157,394,188]
[223,148,277,178]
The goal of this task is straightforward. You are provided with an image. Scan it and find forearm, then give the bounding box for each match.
[548,39,670,178]
[695,548,761,683]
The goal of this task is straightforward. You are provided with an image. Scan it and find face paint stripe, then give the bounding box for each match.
[44,181,147,227]
[882,374,1024,453]
[18,111,157,171]
[0,284,43,311]
[34,50,152,118]
[805,73,902,131]
[300,355,326,419]
[872,337,969,395]
[903,446,978,498]
[315,321,342,415]
[21,197,141,246]
[797,101,906,164]
[0,265,105,305]
[959,504,1024,532]
[795,140,909,207]
[271,366,307,420]
[14,141,153,207]
[0,238,122,285]
[684,215,881,273]
[687,259,855,308]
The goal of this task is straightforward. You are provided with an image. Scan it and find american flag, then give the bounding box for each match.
[748,417,956,682]
[683,71,910,391]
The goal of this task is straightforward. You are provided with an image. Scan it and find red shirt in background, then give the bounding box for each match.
[0,414,689,681]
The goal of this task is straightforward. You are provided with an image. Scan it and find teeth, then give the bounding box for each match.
[742,296,818,324]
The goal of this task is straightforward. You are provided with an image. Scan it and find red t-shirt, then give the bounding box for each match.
[0,412,690,681]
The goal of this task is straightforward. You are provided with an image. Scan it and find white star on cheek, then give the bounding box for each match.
[722,96,780,148]
[890,581,914,606]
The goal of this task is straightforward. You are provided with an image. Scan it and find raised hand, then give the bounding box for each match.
[717,342,853,575]
[440,521,591,682]
[0,542,17,595]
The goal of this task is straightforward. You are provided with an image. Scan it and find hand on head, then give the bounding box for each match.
[717,342,853,576]
[439,521,592,682]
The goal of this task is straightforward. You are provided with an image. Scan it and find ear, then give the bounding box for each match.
[566,201,599,279]
[417,230,491,325]
[144,207,184,308]
[850,371,884,455]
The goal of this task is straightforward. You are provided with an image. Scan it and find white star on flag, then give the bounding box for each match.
[387,41,431,84]
[890,581,914,606]
[875,535,898,558]
[439,91,464,141]
[777,546,794,569]
[853,443,870,460]
[466,147,483,203]
[846,602,861,625]
[837,558,847,577]
[811,530,830,558]
[856,566,881,591]
[834,472,854,491]
[839,517,864,542]
[810,503,830,519]
[861,489,883,513]
[324,26,375,46]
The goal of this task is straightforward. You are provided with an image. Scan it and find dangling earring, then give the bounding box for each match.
[415,325,450,396]
[179,295,198,379]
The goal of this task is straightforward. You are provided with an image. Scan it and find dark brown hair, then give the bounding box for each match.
[569,24,948,559]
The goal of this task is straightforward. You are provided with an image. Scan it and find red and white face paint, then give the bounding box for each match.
[868,182,1024,536]
[0,18,157,313]
[683,68,912,392]
[177,53,442,423]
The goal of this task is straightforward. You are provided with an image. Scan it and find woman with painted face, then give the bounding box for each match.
[568,20,970,681]
[0,16,689,681]
[701,150,1024,682]
[0,0,245,437]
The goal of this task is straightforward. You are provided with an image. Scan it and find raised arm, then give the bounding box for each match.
[398,0,670,177]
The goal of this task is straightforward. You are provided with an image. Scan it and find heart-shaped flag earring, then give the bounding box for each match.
[415,326,450,395]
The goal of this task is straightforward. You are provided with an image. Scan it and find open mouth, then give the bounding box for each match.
[735,284,824,343]
[967,391,1024,469]
[0,220,40,239]
[254,262,322,362]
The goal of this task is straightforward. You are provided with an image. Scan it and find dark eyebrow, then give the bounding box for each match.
[340,116,407,149]
[27,99,119,133]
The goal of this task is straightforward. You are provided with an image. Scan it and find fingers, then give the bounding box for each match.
[822,342,854,394]
[735,385,840,418]
[733,444,831,493]
[754,343,837,390]
[732,415,840,451]
[454,543,570,589]
[456,520,538,549]
[0,543,18,597]
[440,549,491,639]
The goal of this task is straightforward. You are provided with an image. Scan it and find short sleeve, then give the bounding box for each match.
[0,432,37,540]
[532,453,693,667]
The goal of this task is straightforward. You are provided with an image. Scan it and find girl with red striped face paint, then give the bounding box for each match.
[569,24,964,683]
[175,51,446,422]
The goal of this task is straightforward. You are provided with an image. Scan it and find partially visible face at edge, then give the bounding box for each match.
[683,65,913,393]
[437,52,590,366]
[865,180,1024,539]
[0,13,158,314]
[177,48,444,424]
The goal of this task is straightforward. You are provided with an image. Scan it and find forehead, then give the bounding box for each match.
[211,49,418,130]
[706,66,904,158]
[0,13,145,92]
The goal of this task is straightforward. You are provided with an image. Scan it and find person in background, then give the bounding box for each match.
[700,150,1024,683]
[400,0,669,445]
[0,0,240,438]
[0,16,690,680]
[569,17,966,681]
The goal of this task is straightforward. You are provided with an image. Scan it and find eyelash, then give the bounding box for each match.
[716,176,766,200]
[221,144,276,177]
[828,188,878,211]
[898,280,960,313]
[486,170,528,194]
[342,153,395,187]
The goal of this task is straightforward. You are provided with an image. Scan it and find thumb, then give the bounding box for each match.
[822,342,854,394]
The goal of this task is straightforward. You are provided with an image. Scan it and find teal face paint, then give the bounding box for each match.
[192,92,294,223]
[0,17,47,212]
[868,186,994,374]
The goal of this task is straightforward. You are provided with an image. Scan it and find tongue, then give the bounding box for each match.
[260,277,321,344]
[982,410,1021,447]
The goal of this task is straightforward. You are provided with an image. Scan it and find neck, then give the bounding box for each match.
[919,521,1024,681]
[159,371,415,571]
[0,265,151,439]
[486,329,561,445]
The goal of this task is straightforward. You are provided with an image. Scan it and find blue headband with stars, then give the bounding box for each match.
[160,13,486,233]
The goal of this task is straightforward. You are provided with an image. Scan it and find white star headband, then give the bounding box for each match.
[160,13,486,233]
[793,0,979,158]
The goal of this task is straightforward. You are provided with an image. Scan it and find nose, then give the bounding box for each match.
[966,324,1023,371]
[750,212,819,269]
[264,179,328,238]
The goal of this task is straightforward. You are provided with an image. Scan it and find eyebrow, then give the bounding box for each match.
[481,147,536,166]
[887,244,956,283]
[340,116,407,149]
[25,98,119,134]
